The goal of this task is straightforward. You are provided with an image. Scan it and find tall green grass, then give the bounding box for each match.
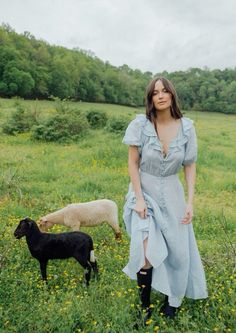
[0,98,235,333]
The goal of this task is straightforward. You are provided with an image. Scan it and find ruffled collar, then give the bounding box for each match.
[139,115,194,151]
[142,116,192,135]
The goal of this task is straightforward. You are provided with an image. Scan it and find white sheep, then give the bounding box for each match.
[39,199,121,239]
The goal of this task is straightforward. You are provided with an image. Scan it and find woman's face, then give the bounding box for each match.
[152,80,172,111]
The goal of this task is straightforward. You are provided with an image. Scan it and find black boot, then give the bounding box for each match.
[135,267,153,327]
[159,295,168,314]
[160,295,178,319]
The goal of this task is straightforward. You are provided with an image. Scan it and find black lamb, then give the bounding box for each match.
[14,217,98,285]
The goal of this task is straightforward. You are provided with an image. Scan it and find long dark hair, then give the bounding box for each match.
[145,77,183,126]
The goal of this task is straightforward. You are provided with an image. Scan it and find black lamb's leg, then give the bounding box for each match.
[39,261,48,281]
[90,260,99,280]
[74,252,91,286]
[84,264,91,286]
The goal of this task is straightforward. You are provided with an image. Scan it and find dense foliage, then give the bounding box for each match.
[0,24,235,113]
[32,111,89,143]
[2,101,38,134]
[106,116,130,133]
[2,99,129,141]
[86,110,108,129]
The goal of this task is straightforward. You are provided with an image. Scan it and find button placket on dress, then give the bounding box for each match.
[162,157,169,224]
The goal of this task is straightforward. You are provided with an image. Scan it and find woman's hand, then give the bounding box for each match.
[134,197,148,219]
[181,203,193,224]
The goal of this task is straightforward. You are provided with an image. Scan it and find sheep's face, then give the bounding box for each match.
[14,218,33,239]
[38,218,53,231]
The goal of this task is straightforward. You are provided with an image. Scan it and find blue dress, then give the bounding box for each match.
[122,114,208,307]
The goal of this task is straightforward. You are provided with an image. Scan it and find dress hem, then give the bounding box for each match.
[122,268,208,301]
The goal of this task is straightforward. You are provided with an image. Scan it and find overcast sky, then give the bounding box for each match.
[0,0,235,73]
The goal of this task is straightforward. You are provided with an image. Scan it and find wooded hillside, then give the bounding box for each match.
[0,24,235,113]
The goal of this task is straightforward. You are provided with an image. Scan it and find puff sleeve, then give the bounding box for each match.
[182,124,198,166]
[122,114,146,147]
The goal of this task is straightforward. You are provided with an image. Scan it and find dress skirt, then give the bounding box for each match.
[122,171,208,307]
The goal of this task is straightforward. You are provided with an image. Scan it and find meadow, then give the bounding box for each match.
[0,98,235,333]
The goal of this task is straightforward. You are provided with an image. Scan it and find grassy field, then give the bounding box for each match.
[0,98,235,333]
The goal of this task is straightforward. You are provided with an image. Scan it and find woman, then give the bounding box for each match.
[122,77,208,325]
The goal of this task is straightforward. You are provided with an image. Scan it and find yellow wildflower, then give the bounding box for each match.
[145,319,152,325]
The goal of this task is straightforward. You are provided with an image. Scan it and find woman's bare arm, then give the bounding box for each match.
[128,146,143,199]
[184,163,196,204]
[128,146,147,218]
[181,163,196,224]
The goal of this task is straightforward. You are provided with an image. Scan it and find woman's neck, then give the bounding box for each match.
[155,109,172,124]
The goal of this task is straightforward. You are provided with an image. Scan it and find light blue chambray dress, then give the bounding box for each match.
[122,114,208,307]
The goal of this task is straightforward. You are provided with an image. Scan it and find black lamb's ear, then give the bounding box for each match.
[22,216,30,222]
[23,217,34,228]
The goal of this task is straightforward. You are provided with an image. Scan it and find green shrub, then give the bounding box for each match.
[2,102,37,135]
[106,116,129,133]
[54,97,71,114]
[32,111,89,142]
[86,110,108,128]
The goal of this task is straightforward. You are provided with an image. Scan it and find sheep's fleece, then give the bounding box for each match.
[39,199,121,238]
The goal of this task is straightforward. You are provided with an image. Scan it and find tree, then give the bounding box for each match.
[2,64,34,97]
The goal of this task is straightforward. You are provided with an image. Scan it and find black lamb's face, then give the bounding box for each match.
[14,218,34,239]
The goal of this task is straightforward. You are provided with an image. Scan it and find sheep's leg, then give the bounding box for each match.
[84,264,92,287]
[90,260,99,280]
[79,261,91,286]
[74,255,91,286]
[39,261,48,281]
[107,220,121,240]
[115,230,122,240]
